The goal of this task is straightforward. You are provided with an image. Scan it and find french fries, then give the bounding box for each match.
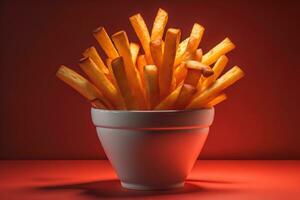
[200,55,228,91]
[187,66,244,109]
[78,57,125,109]
[82,46,110,75]
[174,37,189,67]
[144,65,160,108]
[174,63,187,85]
[174,84,197,109]
[112,31,147,109]
[174,60,213,108]
[155,84,183,110]
[130,13,153,64]
[57,8,245,110]
[150,39,163,68]
[111,57,138,109]
[174,23,204,66]
[137,54,147,86]
[182,24,205,60]
[202,37,235,65]
[56,65,112,109]
[159,28,181,99]
[93,27,119,59]
[151,8,168,41]
[129,42,140,64]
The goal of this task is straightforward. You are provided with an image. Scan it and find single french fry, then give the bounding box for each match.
[187,66,244,109]
[111,57,138,110]
[155,83,183,110]
[112,31,147,109]
[203,93,227,108]
[187,23,205,53]
[129,42,140,64]
[129,13,153,64]
[82,46,109,75]
[93,27,119,59]
[202,37,235,65]
[193,48,203,62]
[56,65,113,109]
[151,8,168,41]
[106,58,118,88]
[174,63,188,85]
[185,60,214,77]
[137,54,147,84]
[150,39,163,68]
[144,65,160,108]
[212,55,229,79]
[174,84,197,109]
[159,28,181,99]
[79,57,125,109]
[200,55,229,91]
[174,37,189,67]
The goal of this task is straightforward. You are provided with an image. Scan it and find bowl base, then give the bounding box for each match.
[121,181,185,191]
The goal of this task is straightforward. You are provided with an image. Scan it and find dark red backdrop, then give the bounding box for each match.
[0,0,299,159]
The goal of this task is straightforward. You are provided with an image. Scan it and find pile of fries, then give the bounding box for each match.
[57,8,244,110]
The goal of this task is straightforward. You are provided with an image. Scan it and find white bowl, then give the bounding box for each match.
[91,108,214,190]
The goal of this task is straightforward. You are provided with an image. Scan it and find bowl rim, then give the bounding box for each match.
[91,107,214,113]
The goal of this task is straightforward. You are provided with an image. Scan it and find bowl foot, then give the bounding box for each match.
[121,181,185,190]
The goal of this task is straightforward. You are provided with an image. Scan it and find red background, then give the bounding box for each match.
[0,0,299,160]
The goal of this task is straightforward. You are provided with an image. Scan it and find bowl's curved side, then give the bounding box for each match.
[91,108,215,129]
[96,126,210,190]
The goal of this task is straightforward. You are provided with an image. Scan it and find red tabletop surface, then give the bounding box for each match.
[1,160,299,200]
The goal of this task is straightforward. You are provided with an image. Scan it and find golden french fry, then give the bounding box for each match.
[212,55,229,79]
[129,42,140,64]
[202,37,235,65]
[155,83,183,110]
[174,63,188,85]
[174,84,197,109]
[187,23,205,52]
[56,65,113,109]
[150,39,163,68]
[151,8,168,41]
[203,93,227,108]
[129,13,153,64]
[112,31,147,109]
[159,28,181,99]
[106,58,119,88]
[111,57,138,110]
[174,37,189,67]
[82,46,110,75]
[93,27,119,59]
[78,57,125,109]
[187,66,244,109]
[185,60,214,77]
[137,54,147,88]
[193,48,203,62]
[144,65,160,108]
[200,55,229,91]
